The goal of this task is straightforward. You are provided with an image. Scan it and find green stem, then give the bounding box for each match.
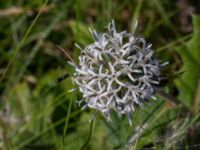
[80,119,94,150]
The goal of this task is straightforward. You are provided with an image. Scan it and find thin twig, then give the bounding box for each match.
[0,4,55,17]
[56,45,76,64]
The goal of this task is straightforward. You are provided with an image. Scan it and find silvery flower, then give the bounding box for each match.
[71,20,164,125]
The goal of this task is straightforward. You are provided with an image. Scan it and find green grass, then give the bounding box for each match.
[0,0,200,150]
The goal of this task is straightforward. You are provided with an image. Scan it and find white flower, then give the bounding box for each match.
[72,20,163,125]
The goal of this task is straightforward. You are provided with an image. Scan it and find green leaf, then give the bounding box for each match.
[69,21,93,46]
[175,15,200,109]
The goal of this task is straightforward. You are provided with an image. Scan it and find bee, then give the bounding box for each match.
[56,73,69,84]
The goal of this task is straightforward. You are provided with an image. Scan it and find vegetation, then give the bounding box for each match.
[0,0,200,149]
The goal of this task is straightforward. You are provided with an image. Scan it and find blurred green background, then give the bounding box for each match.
[0,0,200,149]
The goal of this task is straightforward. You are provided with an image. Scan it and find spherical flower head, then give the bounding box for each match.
[72,20,163,125]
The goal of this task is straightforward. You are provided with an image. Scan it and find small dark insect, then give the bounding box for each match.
[56,73,69,84]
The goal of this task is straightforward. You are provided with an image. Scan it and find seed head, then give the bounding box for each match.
[71,20,163,125]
